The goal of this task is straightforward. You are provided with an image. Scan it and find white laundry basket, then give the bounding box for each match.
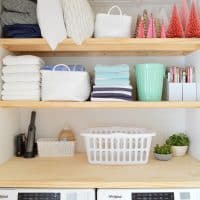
[82,127,155,165]
[37,138,75,157]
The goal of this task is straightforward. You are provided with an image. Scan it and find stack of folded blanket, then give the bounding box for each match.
[1,55,44,101]
[91,64,133,101]
[1,0,41,38]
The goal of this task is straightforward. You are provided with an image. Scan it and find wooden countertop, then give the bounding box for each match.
[0,154,199,189]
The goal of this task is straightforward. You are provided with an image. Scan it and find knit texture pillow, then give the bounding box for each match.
[62,0,94,45]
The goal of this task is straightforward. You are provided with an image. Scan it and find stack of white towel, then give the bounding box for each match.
[1,55,44,101]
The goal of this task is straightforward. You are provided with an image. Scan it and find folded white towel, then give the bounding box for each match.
[2,89,40,96]
[3,65,41,74]
[37,0,67,50]
[2,73,40,82]
[2,95,40,101]
[3,82,40,90]
[3,55,45,66]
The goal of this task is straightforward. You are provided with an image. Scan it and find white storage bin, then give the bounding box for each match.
[183,83,197,101]
[166,82,182,101]
[41,65,91,101]
[37,138,75,157]
[82,127,155,165]
[95,6,132,38]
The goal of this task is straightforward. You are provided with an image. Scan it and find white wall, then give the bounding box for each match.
[185,51,200,160]
[19,109,186,152]
[0,48,20,164]
[186,109,200,160]
[19,56,187,152]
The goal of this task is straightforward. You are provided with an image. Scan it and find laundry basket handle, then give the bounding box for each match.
[108,5,122,16]
[53,64,71,71]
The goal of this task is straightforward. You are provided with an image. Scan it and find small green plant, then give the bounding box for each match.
[166,133,190,146]
[154,144,172,155]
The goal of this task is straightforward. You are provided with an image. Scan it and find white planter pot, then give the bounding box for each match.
[154,153,172,161]
[172,146,188,156]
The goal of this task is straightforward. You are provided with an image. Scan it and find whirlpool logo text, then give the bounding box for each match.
[0,194,8,199]
[108,194,122,199]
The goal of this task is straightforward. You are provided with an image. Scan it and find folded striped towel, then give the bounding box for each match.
[95,64,129,73]
[2,73,40,82]
[93,86,132,92]
[91,97,131,102]
[91,93,132,101]
[91,85,133,102]
[3,65,41,74]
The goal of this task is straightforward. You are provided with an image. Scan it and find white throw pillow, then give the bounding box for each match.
[62,0,94,45]
[37,0,67,50]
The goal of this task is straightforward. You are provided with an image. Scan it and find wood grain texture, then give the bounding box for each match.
[0,154,199,188]
[1,38,200,56]
[0,101,200,109]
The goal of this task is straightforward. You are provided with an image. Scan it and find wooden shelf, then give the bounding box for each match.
[0,101,200,109]
[1,38,200,56]
[0,154,199,188]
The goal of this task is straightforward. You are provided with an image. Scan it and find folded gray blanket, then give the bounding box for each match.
[1,12,37,25]
[1,0,37,25]
[2,0,36,13]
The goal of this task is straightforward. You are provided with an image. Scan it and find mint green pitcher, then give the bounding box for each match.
[135,64,165,101]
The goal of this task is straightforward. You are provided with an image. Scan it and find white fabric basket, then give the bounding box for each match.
[41,65,91,101]
[37,138,75,157]
[82,127,155,165]
[95,6,132,38]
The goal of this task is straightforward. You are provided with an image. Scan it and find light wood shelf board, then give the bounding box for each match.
[0,101,200,109]
[1,38,200,55]
[0,154,199,188]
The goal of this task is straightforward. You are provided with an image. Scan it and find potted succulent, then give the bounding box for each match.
[154,144,172,161]
[166,133,190,156]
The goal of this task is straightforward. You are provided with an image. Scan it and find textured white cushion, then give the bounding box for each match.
[37,0,67,50]
[62,0,94,45]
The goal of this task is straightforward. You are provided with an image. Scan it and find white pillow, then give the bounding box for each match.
[37,0,67,50]
[62,0,94,45]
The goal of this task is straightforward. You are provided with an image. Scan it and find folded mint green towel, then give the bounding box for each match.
[95,72,129,80]
[95,79,130,86]
[95,64,129,73]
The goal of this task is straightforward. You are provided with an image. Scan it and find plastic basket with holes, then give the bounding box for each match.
[81,127,156,165]
[37,138,75,157]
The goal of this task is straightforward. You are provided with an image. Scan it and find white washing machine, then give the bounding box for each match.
[97,189,200,200]
[0,189,95,200]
